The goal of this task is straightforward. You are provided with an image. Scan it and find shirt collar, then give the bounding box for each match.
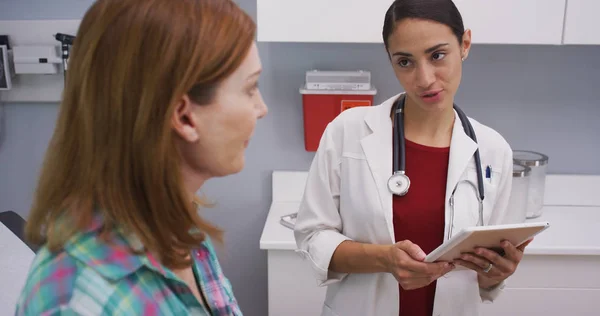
[63,213,181,282]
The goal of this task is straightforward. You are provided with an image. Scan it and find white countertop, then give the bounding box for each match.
[524,205,600,255]
[260,201,301,251]
[259,172,600,256]
[259,202,600,256]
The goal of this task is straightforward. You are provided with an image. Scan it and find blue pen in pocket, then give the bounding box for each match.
[485,165,492,182]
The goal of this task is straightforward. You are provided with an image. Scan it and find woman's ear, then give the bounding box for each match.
[172,94,199,142]
[461,29,472,61]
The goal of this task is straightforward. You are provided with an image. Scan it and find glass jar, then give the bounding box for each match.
[506,163,531,223]
[513,150,549,218]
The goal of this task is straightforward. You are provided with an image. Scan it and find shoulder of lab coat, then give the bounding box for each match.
[293,102,383,286]
[468,117,514,302]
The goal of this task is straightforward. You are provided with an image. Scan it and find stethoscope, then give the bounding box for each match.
[387,94,485,239]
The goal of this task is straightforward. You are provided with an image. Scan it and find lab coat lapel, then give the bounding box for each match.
[445,111,478,207]
[360,100,395,243]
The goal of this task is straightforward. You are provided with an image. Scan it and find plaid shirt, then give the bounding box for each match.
[15,216,242,316]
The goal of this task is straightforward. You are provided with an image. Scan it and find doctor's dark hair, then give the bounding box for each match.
[382,0,465,51]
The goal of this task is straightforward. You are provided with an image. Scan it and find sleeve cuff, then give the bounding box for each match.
[479,280,506,303]
[295,230,351,286]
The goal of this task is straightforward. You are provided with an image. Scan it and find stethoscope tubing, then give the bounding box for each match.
[391,94,486,238]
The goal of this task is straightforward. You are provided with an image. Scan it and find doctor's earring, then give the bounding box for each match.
[461,56,466,62]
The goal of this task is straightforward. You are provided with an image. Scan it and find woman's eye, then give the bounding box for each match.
[248,82,259,95]
[432,52,446,61]
[397,59,411,68]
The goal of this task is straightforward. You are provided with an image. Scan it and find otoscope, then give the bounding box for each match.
[54,33,76,79]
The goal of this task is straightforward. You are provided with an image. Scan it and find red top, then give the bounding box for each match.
[392,139,449,316]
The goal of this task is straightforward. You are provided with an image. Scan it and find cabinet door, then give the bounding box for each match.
[453,0,566,44]
[267,251,327,316]
[257,0,390,43]
[257,0,566,45]
[480,288,600,316]
[563,0,600,44]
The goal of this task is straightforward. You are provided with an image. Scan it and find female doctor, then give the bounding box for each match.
[294,1,531,315]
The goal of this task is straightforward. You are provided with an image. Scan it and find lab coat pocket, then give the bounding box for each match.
[465,165,501,225]
[467,163,502,188]
[341,151,366,160]
[339,153,387,241]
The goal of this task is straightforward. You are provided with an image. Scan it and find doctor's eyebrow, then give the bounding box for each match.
[392,43,449,57]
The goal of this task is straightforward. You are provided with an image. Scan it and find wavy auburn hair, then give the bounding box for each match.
[25,0,256,268]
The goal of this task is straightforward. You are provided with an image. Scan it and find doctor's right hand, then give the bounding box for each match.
[384,240,454,290]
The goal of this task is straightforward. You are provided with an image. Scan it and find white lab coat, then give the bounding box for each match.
[294,93,515,316]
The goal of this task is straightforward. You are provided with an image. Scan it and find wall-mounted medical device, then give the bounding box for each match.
[54,33,75,75]
[0,19,81,103]
[0,35,11,90]
[12,46,63,75]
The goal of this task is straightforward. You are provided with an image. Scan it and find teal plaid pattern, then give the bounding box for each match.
[15,217,242,316]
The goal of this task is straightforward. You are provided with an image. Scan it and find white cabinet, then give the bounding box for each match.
[260,173,600,316]
[453,0,566,44]
[257,0,567,45]
[266,250,326,316]
[257,0,390,43]
[481,288,600,316]
[563,0,600,45]
[480,255,600,316]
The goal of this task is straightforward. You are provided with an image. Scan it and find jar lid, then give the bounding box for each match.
[513,150,549,167]
[513,163,531,177]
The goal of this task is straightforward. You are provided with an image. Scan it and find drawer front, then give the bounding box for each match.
[481,288,600,316]
[506,255,600,288]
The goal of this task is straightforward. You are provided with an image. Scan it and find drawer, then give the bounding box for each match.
[481,288,600,316]
[506,255,600,289]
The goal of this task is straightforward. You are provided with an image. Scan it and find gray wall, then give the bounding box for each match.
[1,1,600,316]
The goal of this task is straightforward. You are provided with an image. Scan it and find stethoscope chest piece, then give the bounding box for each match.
[388,171,410,196]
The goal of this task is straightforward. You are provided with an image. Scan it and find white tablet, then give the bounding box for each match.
[424,221,550,263]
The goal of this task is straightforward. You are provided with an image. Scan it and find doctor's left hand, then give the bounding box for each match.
[455,239,534,289]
